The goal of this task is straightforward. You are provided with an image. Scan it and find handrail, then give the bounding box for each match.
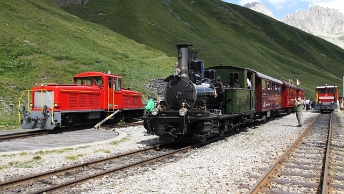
[18,89,55,125]
[37,83,60,86]
[60,89,100,94]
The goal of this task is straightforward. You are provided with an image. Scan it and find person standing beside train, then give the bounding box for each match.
[145,97,155,114]
[295,96,304,127]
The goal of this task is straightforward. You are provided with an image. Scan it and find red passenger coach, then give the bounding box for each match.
[19,71,144,129]
[281,80,298,114]
[296,86,305,100]
[315,85,338,112]
[255,72,283,120]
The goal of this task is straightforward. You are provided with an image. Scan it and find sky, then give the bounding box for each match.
[222,0,344,19]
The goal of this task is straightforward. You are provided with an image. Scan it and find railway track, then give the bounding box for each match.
[244,113,344,193]
[0,120,143,142]
[0,130,51,142]
[0,126,236,193]
[0,143,170,193]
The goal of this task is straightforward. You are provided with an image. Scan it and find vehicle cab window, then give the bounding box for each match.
[229,72,240,88]
[85,78,92,86]
[94,76,103,86]
[114,78,121,90]
[75,78,82,85]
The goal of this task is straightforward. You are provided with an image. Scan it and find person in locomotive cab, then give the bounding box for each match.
[145,97,155,113]
[294,96,304,127]
[234,79,240,88]
[247,78,251,89]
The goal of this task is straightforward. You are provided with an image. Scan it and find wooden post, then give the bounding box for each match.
[93,110,120,130]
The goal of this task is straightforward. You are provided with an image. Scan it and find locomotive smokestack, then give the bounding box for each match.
[176,43,192,78]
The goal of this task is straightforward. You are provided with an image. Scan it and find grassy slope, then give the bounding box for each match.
[0,0,175,126]
[63,0,344,98]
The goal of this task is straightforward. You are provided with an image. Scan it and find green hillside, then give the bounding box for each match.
[63,0,344,96]
[1,0,344,127]
[0,0,175,126]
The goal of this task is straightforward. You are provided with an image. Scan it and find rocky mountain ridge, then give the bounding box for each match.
[243,2,276,19]
[243,3,344,49]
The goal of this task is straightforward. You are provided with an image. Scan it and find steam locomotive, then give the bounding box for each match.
[142,43,304,143]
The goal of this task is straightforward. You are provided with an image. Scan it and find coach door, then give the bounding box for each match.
[107,77,123,110]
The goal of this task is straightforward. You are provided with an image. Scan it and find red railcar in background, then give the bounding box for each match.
[19,72,144,129]
[296,86,305,100]
[315,85,338,112]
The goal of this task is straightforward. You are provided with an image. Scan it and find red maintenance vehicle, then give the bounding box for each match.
[19,71,144,129]
[314,84,338,112]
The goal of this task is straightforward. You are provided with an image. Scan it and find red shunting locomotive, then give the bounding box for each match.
[19,71,144,129]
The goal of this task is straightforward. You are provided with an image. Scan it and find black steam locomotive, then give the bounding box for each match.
[142,43,296,143]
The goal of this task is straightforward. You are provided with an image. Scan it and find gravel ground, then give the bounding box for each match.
[1,110,342,193]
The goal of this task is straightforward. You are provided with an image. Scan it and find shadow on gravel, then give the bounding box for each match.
[281,125,302,127]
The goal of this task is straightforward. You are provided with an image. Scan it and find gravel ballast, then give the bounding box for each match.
[1,110,342,193]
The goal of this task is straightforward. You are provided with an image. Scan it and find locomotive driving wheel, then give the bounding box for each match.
[218,130,225,137]
[197,134,207,142]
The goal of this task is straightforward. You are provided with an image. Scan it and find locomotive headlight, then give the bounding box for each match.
[151,108,159,115]
[54,102,61,108]
[29,103,33,107]
[319,101,321,104]
[179,108,188,116]
[331,101,334,104]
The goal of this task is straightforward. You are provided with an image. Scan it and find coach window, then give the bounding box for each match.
[267,82,271,95]
[277,86,281,96]
[262,80,266,94]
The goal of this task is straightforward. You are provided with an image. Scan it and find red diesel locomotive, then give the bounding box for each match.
[19,71,144,129]
[315,84,338,112]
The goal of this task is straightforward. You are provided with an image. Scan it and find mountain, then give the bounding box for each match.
[282,5,344,49]
[243,2,276,19]
[243,2,344,49]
